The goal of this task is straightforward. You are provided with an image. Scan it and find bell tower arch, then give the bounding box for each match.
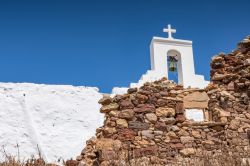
[166,49,183,85]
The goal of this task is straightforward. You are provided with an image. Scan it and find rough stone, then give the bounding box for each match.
[180,148,195,156]
[128,121,149,130]
[145,113,157,123]
[183,91,209,109]
[134,104,155,113]
[116,119,128,128]
[119,100,134,109]
[156,107,175,117]
[100,103,119,113]
[98,95,112,105]
[118,109,134,120]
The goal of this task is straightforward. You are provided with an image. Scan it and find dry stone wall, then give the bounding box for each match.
[72,36,250,166]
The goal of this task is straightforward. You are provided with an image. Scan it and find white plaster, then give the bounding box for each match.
[111,87,128,95]
[185,109,204,121]
[0,83,104,163]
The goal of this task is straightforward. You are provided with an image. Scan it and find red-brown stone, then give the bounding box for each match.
[133,146,158,158]
[117,128,136,141]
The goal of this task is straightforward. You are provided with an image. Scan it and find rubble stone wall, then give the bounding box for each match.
[73,36,250,166]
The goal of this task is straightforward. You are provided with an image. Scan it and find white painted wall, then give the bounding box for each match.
[0,83,103,163]
[129,36,209,89]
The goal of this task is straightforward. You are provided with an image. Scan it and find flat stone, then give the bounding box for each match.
[176,102,184,114]
[96,138,122,151]
[128,121,150,130]
[127,87,137,94]
[100,103,119,113]
[155,122,168,131]
[145,113,157,123]
[176,114,186,123]
[99,150,119,160]
[229,119,241,130]
[170,143,184,150]
[178,129,190,136]
[119,100,134,109]
[180,148,195,156]
[134,104,155,113]
[136,93,148,101]
[118,109,134,119]
[98,95,112,105]
[141,130,154,139]
[191,130,201,139]
[180,136,194,144]
[117,128,136,141]
[170,125,180,131]
[154,130,163,135]
[156,107,175,117]
[183,91,209,109]
[164,117,176,125]
[116,119,128,128]
[133,146,158,158]
[214,108,231,117]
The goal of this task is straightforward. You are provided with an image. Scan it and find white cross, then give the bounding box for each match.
[163,24,176,39]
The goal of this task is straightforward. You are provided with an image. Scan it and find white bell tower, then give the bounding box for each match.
[130,24,209,89]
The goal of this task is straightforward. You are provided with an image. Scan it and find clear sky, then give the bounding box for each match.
[0,0,249,93]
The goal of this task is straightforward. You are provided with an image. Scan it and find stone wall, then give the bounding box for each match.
[74,36,250,166]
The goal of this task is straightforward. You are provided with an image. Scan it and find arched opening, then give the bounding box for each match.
[167,50,183,85]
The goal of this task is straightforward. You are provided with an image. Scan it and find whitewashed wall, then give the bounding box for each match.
[0,83,104,163]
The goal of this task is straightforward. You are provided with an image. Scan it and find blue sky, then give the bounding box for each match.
[0,0,249,93]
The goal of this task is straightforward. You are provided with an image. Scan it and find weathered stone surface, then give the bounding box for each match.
[164,117,176,125]
[229,119,241,130]
[155,122,168,131]
[141,130,154,139]
[99,150,119,161]
[183,91,209,109]
[191,130,201,139]
[136,93,148,102]
[96,138,122,151]
[145,113,157,123]
[176,102,184,114]
[156,107,175,117]
[176,114,186,123]
[118,109,134,119]
[119,100,134,109]
[116,119,128,128]
[128,121,149,130]
[179,148,195,156]
[170,143,184,150]
[100,103,119,113]
[215,108,231,117]
[103,127,116,136]
[117,128,136,141]
[134,104,155,113]
[133,146,158,158]
[180,136,194,144]
[127,87,137,94]
[98,95,112,105]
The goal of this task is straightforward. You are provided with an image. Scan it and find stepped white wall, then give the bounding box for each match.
[0,83,103,163]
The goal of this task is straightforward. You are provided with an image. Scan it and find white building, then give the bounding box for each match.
[113,24,209,94]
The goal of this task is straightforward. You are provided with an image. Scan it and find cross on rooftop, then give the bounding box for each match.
[163,24,176,39]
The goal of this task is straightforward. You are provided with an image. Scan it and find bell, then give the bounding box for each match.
[169,61,177,72]
[168,57,177,72]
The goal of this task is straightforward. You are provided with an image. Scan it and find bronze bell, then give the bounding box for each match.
[168,56,177,72]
